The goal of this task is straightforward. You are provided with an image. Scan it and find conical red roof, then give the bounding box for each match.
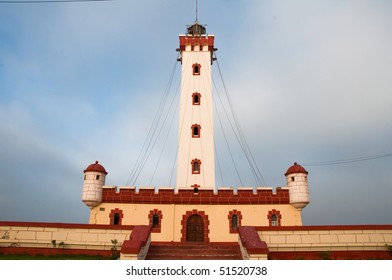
[284,162,308,176]
[83,161,108,175]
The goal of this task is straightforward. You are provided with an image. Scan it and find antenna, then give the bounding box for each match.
[195,0,198,23]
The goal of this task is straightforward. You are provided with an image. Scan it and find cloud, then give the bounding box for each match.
[0,102,87,222]
[0,1,391,225]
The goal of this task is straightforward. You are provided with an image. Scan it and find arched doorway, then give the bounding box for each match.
[186,214,204,242]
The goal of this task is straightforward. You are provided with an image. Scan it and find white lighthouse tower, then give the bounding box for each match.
[175,21,215,191]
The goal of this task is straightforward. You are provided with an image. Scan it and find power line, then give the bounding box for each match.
[213,52,267,186]
[302,152,392,166]
[125,56,179,187]
[0,0,114,4]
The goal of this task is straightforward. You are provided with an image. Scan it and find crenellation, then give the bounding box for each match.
[100,185,290,205]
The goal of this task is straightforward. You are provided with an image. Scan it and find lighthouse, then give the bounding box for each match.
[175,21,216,191]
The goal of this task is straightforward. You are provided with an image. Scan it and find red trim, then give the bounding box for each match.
[192,63,201,76]
[228,210,242,233]
[0,247,116,258]
[268,251,392,260]
[191,184,200,189]
[267,209,282,227]
[192,92,201,105]
[150,241,238,246]
[121,225,152,254]
[100,187,290,205]
[0,221,134,230]
[181,209,210,243]
[191,124,201,138]
[179,36,215,52]
[148,209,163,233]
[238,226,269,255]
[191,158,201,174]
[256,224,392,231]
[109,208,124,225]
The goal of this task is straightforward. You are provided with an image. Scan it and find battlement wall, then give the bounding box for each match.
[179,35,215,51]
[101,186,290,205]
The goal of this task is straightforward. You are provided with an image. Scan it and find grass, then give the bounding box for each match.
[0,253,112,260]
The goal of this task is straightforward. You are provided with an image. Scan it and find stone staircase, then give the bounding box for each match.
[145,242,243,260]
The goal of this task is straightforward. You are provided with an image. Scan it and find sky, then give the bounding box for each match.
[0,0,391,225]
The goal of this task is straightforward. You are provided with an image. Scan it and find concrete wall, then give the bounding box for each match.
[0,222,132,252]
[257,225,392,253]
[1,222,391,259]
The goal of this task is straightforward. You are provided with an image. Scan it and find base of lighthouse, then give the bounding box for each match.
[88,186,302,243]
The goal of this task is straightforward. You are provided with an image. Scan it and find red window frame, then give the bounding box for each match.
[192,63,201,75]
[191,124,201,138]
[191,159,201,174]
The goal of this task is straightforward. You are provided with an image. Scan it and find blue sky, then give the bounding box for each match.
[0,0,391,225]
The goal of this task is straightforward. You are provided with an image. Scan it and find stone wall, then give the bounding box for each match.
[257,225,392,259]
[0,222,133,254]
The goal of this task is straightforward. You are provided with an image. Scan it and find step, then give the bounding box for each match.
[145,242,243,260]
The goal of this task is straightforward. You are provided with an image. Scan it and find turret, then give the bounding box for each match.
[285,162,309,210]
[82,161,107,209]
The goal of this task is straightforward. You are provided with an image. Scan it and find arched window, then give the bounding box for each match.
[267,209,282,227]
[228,210,242,233]
[192,63,201,75]
[192,92,201,105]
[193,162,199,172]
[149,209,163,233]
[109,208,123,225]
[152,214,159,228]
[113,213,120,225]
[271,215,278,226]
[191,159,201,174]
[191,124,201,138]
[231,215,238,230]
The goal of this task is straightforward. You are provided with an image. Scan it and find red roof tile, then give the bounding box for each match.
[83,161,108,175]
[284,162,308,176]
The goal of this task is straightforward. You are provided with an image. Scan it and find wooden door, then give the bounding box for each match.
[186,214,204,242]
